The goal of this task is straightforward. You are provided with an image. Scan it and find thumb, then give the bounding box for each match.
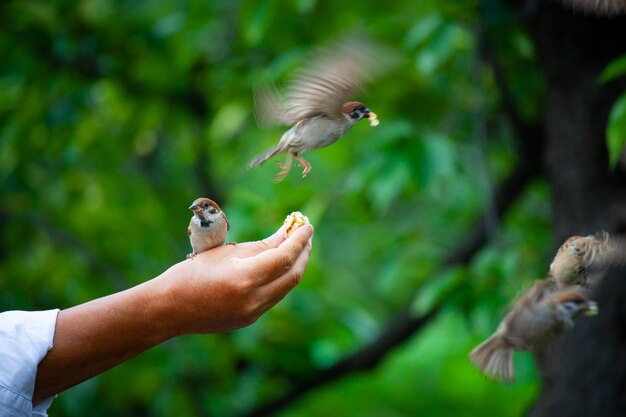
[231,225,288,258]
[261,223,314,250]
[257,225,288,250]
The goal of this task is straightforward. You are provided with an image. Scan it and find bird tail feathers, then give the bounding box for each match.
[248,147,280,168]
[470,334,514,382]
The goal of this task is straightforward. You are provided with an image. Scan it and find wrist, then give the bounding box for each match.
[146,261,190,339]
[34,271,182,401]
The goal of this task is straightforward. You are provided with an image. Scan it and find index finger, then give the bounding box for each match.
[241,224,313,285]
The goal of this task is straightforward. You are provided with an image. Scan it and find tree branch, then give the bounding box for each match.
[242,19,547,414]
[243,144,540,417]
[478,8,545,166]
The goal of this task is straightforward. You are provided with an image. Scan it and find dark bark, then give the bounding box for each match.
[504,1,626,415]
[529,266,626,417]
[507,0,626,239]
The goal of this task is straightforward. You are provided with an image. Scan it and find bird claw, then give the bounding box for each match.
[274,167,291,182]
[186,252,197,260]
[296,162,310,178]
[294,155,312,178]
[273,155,294,182]
[272,154,311,180]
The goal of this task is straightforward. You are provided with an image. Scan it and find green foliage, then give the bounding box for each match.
[0,0,552,416]
[606,92,626,168]
[598,54,626,85]
[599,54,626,169]
[284,312,538,417]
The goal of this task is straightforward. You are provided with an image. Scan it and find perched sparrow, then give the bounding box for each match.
[187,197,229,259]
[549,232,626,290]
[470,281,597,382]
[249,37,393,181]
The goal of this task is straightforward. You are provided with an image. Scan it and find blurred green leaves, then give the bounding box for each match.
[606,93,626,168]
[598,54,626,85]
[0,0,553,416]
[599,54,626,168]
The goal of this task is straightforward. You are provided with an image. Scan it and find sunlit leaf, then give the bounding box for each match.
[606,91,626,168]
[598,54,626,85]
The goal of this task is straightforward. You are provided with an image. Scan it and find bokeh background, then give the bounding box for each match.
[2,0,626,416]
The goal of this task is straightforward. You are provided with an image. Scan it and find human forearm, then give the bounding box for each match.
[33,277,172,404]
[32,224,313,404]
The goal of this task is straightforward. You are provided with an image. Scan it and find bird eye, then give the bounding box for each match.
[351,106,366,119]
[203,203,209,208]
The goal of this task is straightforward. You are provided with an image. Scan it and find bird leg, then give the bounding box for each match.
[274,153,294,182]
[294,153,312,178]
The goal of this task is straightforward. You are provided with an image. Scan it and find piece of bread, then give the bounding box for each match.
[283,211,310,238]
[368,111,380,127]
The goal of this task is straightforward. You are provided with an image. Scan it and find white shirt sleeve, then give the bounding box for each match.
[0,310,59,417]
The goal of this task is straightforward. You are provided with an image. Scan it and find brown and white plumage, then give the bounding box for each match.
[249,37,393,181]
[470,281,597,382]
[549,232,626,290]
[187,198,229,258]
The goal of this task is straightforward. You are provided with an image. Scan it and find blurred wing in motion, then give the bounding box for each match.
[555,0,626,16]
[255,36,397,126]
[254,83,292,128]
[590,231,626,267]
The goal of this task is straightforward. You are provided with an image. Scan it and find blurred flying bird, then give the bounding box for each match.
[249,37,394,182]
[554,0,626,16]
[470,280,598,382]
[549,232,626,291]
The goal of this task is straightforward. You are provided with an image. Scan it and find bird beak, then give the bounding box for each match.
[366,109,379,127]
[583,301,599,316]
[189,203,202,212]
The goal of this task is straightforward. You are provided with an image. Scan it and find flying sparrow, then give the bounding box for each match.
[469,280,597,382]
[249,37,392,181]
[187,197,229,259]
[549,232,626,290]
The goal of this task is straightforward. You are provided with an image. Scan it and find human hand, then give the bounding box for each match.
[33,223,312,404]
[157,223,314,335]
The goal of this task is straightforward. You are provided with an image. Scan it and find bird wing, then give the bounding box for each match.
[517,280,551,308]
[556,0,626,16]
[586,231,626,266]
[506,280,552,318]
[256,37,396,125]
[254,83,294,127]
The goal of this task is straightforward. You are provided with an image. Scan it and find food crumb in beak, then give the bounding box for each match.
[368,112,380,127]
[584,301,599,316]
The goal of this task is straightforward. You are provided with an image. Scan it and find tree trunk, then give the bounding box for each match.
[505,1,626,415]
[529,266,626,417]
